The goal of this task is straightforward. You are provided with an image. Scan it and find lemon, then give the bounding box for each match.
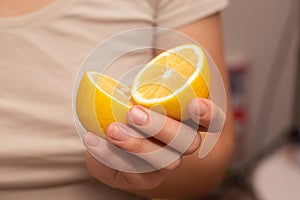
[131,44,210,120]
[76,71,132,137]
[76,44,210,136]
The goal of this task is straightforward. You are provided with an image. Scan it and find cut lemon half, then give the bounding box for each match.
[76,71,132,137]
[131,44,210,120]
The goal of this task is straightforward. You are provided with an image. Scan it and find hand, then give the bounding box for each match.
[83,98,225,191]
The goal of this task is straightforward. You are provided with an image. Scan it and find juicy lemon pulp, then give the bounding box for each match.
[131,44,210,120]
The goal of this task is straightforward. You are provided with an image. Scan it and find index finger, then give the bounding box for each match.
[127,105,201,154]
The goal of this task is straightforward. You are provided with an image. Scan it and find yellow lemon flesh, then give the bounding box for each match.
[76,71,132,137]
[131,44,210,120]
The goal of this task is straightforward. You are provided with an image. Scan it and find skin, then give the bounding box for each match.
[0,0,54,18]
[84,14,234,199]
[1,1,234,199]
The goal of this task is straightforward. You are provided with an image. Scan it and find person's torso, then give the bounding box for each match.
[0,0,154,199]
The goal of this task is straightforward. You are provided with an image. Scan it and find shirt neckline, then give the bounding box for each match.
[0,0,67,28]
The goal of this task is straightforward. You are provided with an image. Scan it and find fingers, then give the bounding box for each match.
[106,122,162,153]
[188,98,225,132]
[83,132,155,173]
[83,103,211,173]
[83,131,181,171]
[102,104,200,170]
[126,106,201,155]
[106,122,182,170]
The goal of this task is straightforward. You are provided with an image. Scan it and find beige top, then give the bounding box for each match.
[0,0,228,199]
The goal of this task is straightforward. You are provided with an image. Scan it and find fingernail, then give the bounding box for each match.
[194,103,207,117]
[84,132,100,147]
[128,107,147,126]
[107,123,128,141]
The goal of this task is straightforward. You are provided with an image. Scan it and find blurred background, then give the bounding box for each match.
[217,0,300,199]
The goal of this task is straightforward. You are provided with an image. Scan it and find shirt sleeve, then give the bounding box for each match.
[154,0,229,28]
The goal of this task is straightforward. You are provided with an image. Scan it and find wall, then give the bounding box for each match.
[222,0,299,163]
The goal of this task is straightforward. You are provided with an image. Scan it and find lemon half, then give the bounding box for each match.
[76,71,132,137]
[131,44,210,120]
